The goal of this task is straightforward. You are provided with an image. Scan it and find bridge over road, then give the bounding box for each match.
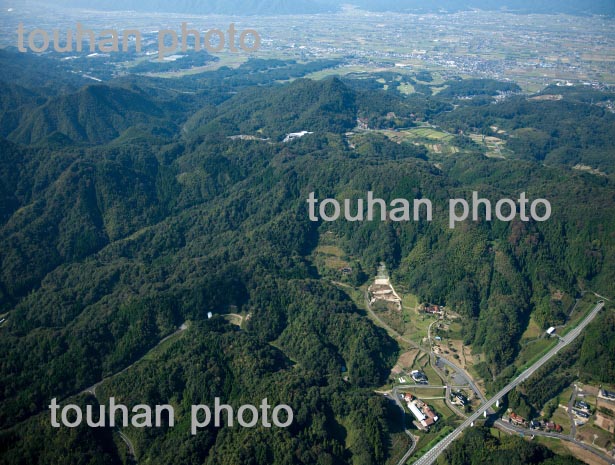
[409,300,605,465]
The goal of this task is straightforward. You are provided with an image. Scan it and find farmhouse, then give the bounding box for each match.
[407,398,439,430]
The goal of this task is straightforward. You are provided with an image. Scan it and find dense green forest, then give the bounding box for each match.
[439,428,583,465]
[0,50,614,464]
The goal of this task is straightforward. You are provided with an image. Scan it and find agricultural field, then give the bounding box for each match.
[469,133,507,159]
[521,317,544,340]
[379,126,463,156]
[310,235,356,281]
[576,424,613,453]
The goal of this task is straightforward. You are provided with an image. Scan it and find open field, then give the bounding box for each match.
[534,437,610,465]
[378,127,463,156]
[515,338,554,368]
[521,317,543,340]
[398,386,447,399]
[403,310,438,345]
[397,83,415,94]
[304,65,394,81]
[551,406,572,435]
[312,241,354,279]
[576,424,614,451]
[223,313,243,327]
[391,349,422,376]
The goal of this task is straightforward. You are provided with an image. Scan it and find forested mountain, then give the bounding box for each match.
[183,78,358,140]
[9,85,171,145]
[0,51,614,464]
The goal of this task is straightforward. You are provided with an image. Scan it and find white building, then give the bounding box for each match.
[283,131,313,143]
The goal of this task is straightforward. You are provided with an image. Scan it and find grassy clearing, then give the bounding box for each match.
[521,317,543,340]
[409,426,455,463]
[533,436,571,456]
[399,386,447,398]
[378,127,464,157]
[312,244,352,275]
[515,338,554,368]
[398,83,415,94]
[401,292,419,311]
[141,326,188,362]
[379,127,454,143]
[316,245,344,256]
[561,295,601,336]
[223,314,243,327]
[576,423,613,450]
[304,65,386,81]
[551,406,572,435]
[403,311,437,345]
[429,399,460,422]
[421,363,443,387]
[406,128,454,141]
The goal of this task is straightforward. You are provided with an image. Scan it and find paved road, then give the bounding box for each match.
[79,322,188,465]
[364,290,482,404]
[567,384,579,439]
[118,430,137,463]
[391,386,419,464]
[436,356,487,403]
[495,420,614,465]
[363,287,487,465]
[411,301,605,465]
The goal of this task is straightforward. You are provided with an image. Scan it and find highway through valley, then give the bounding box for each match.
[411,301,605,465]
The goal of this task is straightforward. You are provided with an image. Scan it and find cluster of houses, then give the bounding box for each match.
[600,389,615,401]
[419,304,444,316]
[402,393,439,430]
[503,411,563,433]
[571,400,591,421]
[505,388,615,436]
[356,117,369,131]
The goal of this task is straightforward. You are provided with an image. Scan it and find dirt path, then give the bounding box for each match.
[80,322,188,397]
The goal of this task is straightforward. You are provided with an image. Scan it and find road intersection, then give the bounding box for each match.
[411,301,605,465]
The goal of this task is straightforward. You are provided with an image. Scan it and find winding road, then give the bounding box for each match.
[80,322,188,464]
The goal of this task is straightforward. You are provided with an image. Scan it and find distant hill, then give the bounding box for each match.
[0,48,89,96]
[9,84,170,145]
[345,0,615,15]
[46,0,336,15]
[46,0,615,15]
[184,77,357,140]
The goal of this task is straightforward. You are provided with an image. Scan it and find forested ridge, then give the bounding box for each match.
[0,50,613,464]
